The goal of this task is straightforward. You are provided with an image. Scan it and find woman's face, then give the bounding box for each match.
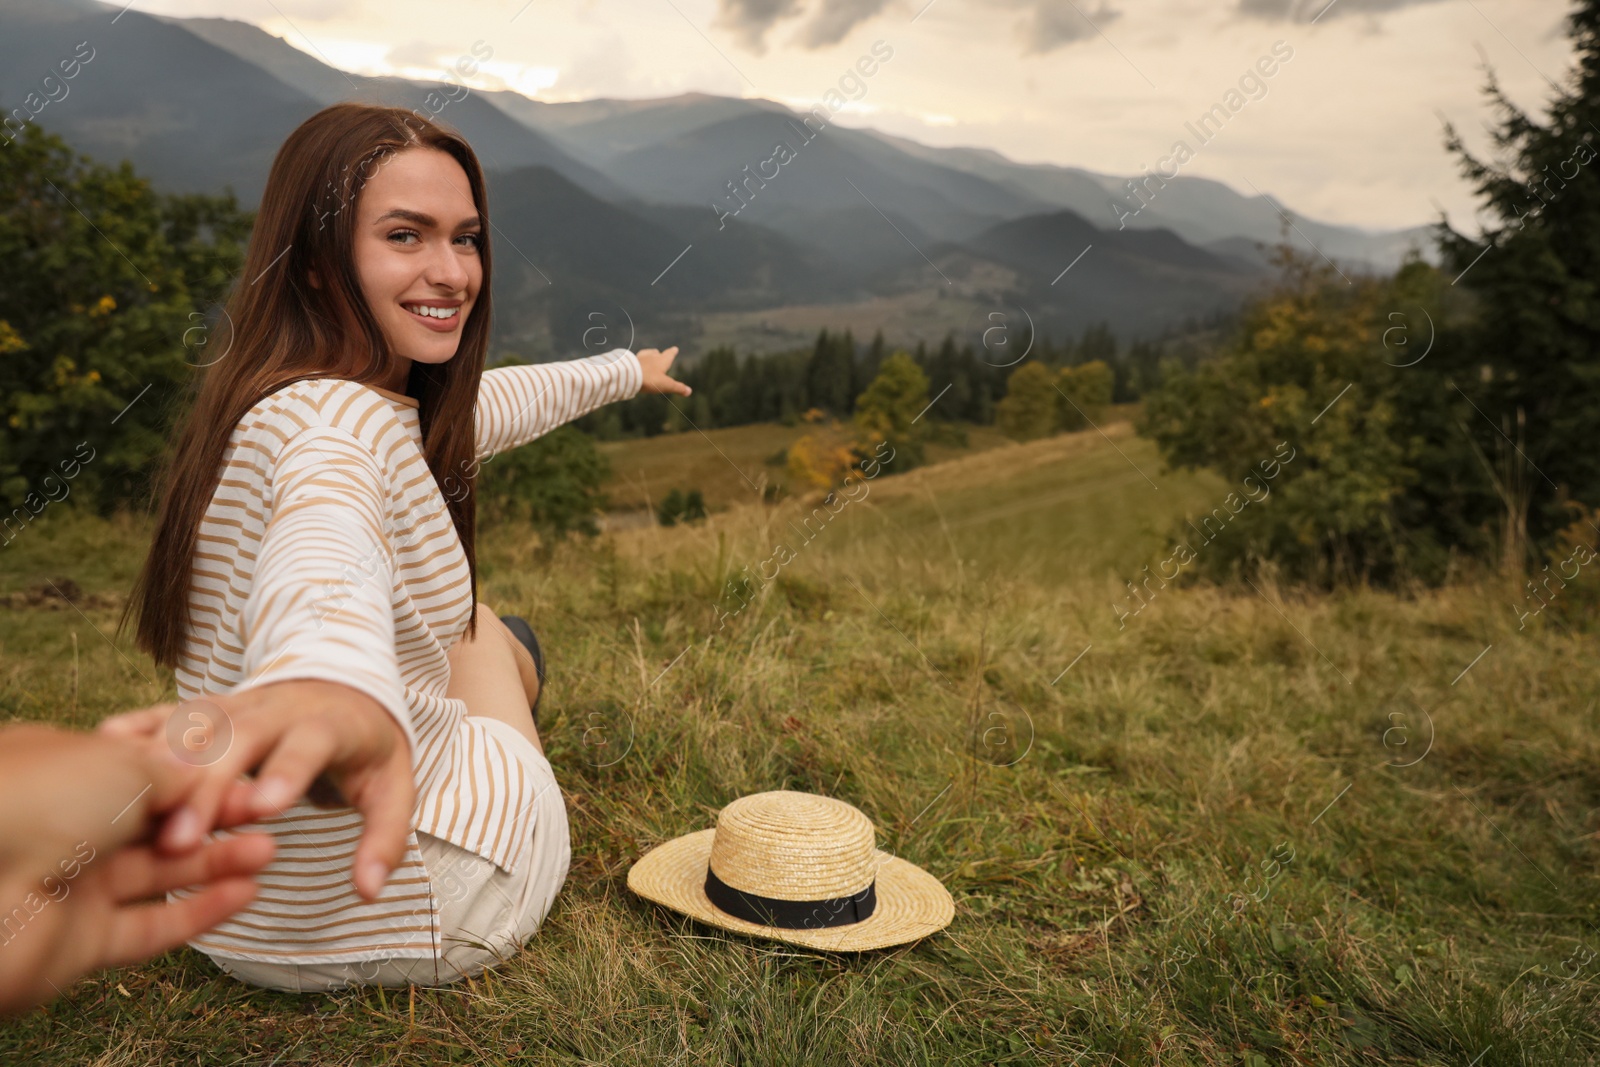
[352,147,483,377]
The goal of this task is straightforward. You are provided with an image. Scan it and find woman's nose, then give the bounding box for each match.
[424,239,471,291]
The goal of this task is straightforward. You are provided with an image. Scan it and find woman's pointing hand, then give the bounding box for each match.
[635,346,691,397]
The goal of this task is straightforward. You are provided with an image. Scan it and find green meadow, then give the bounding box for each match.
[2,418,1597,1065]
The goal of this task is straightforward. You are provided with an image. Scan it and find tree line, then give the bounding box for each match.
[567,323,1159,441]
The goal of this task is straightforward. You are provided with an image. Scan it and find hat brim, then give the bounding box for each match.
[626,829,954,951]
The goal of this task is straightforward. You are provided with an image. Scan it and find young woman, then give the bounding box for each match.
[103,102,689,992]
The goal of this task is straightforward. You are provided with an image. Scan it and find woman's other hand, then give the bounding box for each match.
[635,346,691,397]
[99,679,416,902]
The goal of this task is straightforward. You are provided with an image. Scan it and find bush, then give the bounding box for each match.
[1057,360,1113,431]
[0,121,251,515]
[1137,249,1483,586]
[657,487,707,526]
[853,352,930,468]
[786,430,857,491]
[995,363,1056,442]
[477,426,610,541]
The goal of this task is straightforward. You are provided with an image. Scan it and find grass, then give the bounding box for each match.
[2,420,1599,1064]
[597,418,1015,516]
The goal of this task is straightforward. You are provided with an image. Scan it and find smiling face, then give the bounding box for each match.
[351,147,484,390]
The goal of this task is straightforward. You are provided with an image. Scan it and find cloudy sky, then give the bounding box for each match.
[136,0,1577,231]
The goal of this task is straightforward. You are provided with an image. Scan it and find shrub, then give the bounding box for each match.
[478,426,610,541]
[0,121,251,515]
[853,352,930,467]
[1057,360,1113,431]
[995,363,1056,442]
[657,487,707,526]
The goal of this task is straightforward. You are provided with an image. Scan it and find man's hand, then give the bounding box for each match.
[0,726,275,1014]
[635,346,691,397]
[99,679,416,902]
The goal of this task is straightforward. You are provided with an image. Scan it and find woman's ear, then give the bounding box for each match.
[308,268,321,290]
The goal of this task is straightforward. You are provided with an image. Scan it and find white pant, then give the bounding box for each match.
[207,720,571,993]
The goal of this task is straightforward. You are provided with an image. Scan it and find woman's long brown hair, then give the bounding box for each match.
[121,103,492,670]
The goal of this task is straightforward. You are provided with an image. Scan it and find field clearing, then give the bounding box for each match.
[597,419,1018,516]
[2,420,1598,1065]
[689,282,1018,358]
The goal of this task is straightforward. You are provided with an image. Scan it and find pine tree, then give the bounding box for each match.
[1438,0,1600,553]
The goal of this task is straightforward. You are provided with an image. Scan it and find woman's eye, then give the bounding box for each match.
[456,232,482,250]
[387,229,420,244]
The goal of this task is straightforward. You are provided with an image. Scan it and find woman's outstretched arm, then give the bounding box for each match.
[473,346,690,461]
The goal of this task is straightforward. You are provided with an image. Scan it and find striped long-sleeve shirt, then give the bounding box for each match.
[175,349,642,964]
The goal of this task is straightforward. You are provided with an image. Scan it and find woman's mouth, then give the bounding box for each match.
[402,302,462,331]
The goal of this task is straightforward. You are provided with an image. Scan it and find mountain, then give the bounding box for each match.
[605,110,1051,274]
[488,91,791,169]
[955,209,1265,339]
[857,129,1433,271]
[146,13,632,203]
[481,165,848,350]
[0,0,322,201]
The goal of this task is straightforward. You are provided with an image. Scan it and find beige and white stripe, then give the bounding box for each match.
[174,350,641,965]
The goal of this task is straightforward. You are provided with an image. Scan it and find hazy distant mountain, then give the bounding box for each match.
[489,91,791,168]
[0,0,320,201]
[604,110,1051,275]
[483,165,849,349]
[955,209,1265,339]
[147,13,631,202]
[857,129,1433,270]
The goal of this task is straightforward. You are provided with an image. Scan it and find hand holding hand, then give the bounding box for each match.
[99,678,416,902]
[635,346,691,397]
[0,726,274,1014]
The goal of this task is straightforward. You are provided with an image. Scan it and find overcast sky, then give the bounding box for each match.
[136,0,1577,231]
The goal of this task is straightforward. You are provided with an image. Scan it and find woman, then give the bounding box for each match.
[103,102,689,991]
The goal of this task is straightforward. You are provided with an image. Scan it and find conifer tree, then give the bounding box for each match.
[1438,0,1600,549]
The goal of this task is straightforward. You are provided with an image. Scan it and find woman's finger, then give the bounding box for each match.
[347,754,417,901]
[245,720,340,819]
[156,714,284,852]
[214,779,264,830]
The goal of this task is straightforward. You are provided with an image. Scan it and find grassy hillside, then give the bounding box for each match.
[1,421,1597,1064]
[596,420,1016,515]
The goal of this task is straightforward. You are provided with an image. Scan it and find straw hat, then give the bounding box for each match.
[626,790,954,951]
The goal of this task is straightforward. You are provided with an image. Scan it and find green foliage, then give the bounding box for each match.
[996,362,1057,442]
[656,487,707,526]
[997,358,1115,442]
[0,121,251,514]
[477,426,610,542]
[852,351,930,467]
[1139,249,1484,585]
[577,327,1047,441]
[1436,0,1600,559]
[1056,360,1113,431]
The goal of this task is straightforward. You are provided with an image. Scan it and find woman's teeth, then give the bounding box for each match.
[404,304,459,320]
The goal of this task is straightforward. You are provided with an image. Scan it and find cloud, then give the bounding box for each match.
[714,0,809,52]
[794,0,894,48]
[385,40,449,68]
[1019,0,1121,55]
[714,0,1121,54]
[1237,0,1449,22]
